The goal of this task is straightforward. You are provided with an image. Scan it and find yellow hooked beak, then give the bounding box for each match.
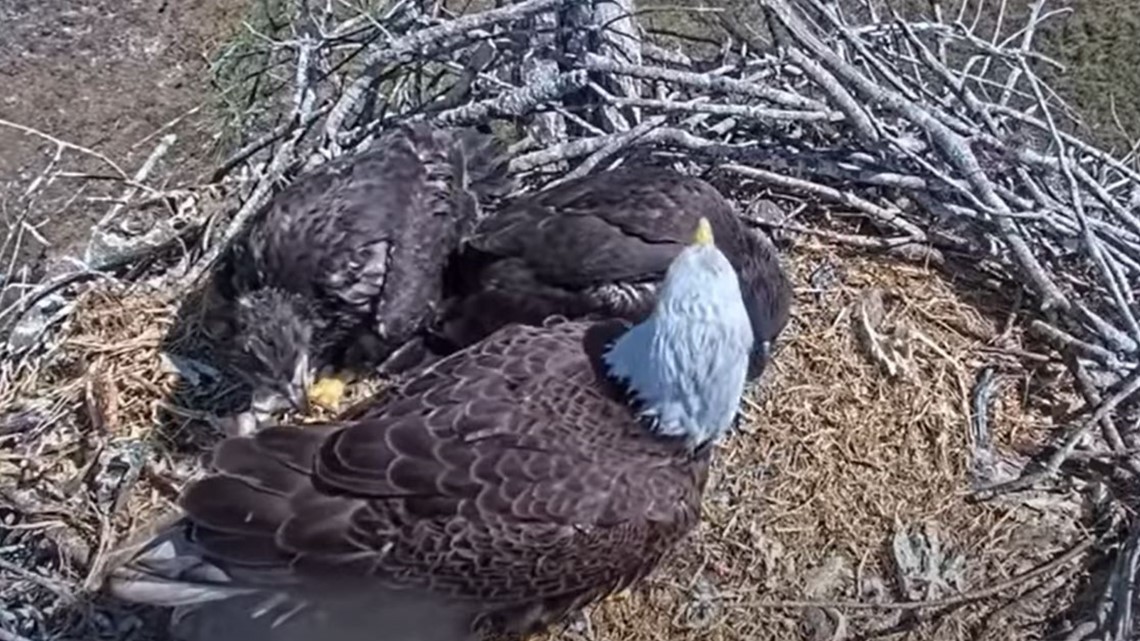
[691,217,714,246]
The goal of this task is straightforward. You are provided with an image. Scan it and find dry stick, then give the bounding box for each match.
[763,151,965,196]
[98,134,178,228]
[998,0,1046,107]
[757,221,917,251]
[179,146,290,291]
[429,56,604,138]
[962,121,1136,214]
[781,46,879,145]
[751,536,1094,610]
[987,103,1140,187]
[888,135,1003,217]
[1072,163,1140,241]
[514,11,568,148]
[849,20,951,39]
[892,15,937,94]
[808,0,919,103]
[1063,524,1140,641]
[1067,354,1128,453]
[723,163,929,242]
[0,558,74,601]
[211,104,332,182]
[326,0,567,139]
[1071,301,1140,357]
[180,20,326,289]
[1106,526,1140,639]
[860,19,1069,269]
[19,144,64,201]
[1009,46,1084,128]
[510,136,612,173]
[986,0,1010,82]
[1,212,32,301]
[429,70,590,125]
[1020,59,1140,347]
[976,366,1140,499]
[0,117,129,180]
[1028,320,1123,368]
[1006,172,1127,265]
[599,94,842,123]
[551,114,670,187]
[0,270,107,327]
[762,0,1069,313]
[292,33,319,122]
[510,122,740,173]
[895,17,1001,136]
[591,0,643,132]
[82,134,179,272]
[641,40,691,66]
[182,133,306,288]
[580,54,827,112]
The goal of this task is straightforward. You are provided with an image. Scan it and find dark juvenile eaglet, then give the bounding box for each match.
[212,123,513,417]
[434,165,792,380]
[102,219,755,641]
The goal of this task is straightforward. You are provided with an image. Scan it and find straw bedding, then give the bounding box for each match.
[3,0,1138,639]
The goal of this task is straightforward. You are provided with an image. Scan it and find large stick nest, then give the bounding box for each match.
[2,0,1139,640]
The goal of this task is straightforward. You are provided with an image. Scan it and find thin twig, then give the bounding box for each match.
[751,536,1095,610]
[0,118,129,180]
[976,367,1140,498]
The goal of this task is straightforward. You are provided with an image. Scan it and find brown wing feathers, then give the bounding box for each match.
[437,166,791,377]
[107,162,767,637]
[169,322,699,614]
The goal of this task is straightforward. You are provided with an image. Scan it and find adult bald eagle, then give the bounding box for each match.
[212,123,512,419]
[103,219,754,641]
[433,165,791,380]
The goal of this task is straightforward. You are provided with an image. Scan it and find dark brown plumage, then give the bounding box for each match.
[212,123,512,416]
[104,225,757,641]
[433,166,792,380]
[107,320,708,641]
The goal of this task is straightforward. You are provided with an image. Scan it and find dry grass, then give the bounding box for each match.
[4,286,214,452]
[0,239,1090,640]
[535,242,1087,641]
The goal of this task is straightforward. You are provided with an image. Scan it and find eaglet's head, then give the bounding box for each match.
[232,287,314,416]
[603,217,755,448]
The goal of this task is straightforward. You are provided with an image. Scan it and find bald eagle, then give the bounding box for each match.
[433,165,791,380]
[211,123,512,419]
[103,218,754,641]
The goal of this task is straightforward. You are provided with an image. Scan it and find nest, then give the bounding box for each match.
[2,0,1139,640]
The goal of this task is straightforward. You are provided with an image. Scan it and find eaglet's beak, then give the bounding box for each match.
[691,217,715,246]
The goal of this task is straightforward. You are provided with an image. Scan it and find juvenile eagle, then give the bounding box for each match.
[212,123,512,419]
[433,165,791,380]
[103,218,755,641]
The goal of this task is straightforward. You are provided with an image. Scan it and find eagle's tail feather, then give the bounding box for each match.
[102,426,329,608]
[102,518,259,607]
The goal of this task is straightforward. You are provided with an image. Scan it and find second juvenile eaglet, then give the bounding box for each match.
[212,123,512,418]
[103,218,755,641]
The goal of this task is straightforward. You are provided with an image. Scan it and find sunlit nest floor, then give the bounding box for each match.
[1,237,1087,641]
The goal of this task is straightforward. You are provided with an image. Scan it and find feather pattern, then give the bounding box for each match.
[107,219,753,641]
[214,123,513,409]
[106,320,710,640]
[435,166,791,380]
[603,243,753,446]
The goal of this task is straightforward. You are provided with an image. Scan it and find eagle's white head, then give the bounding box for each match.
[603,217,755,448]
